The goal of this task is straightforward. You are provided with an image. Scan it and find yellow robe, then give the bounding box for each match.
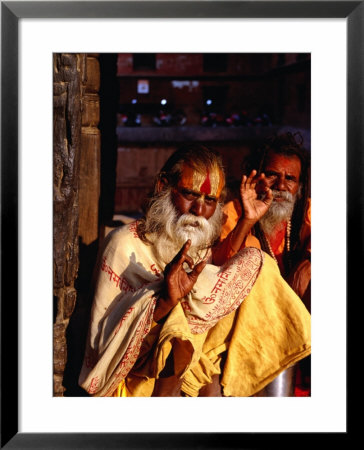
[80,222,311,397]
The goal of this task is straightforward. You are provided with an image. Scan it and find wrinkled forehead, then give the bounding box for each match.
[177,163,224,198]
[263,151,302,173]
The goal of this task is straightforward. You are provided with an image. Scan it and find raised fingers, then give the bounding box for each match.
[176,239,191,258]
[240,170,262,195]
[170,239,194,270]
[255,173,270,195]
[242,170,256,185]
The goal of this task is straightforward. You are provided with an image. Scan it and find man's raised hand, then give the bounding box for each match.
[240,170,273,224]
[153,240,206,322]
[164,239,206,305]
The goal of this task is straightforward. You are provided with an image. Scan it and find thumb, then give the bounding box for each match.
[263,187,273,204]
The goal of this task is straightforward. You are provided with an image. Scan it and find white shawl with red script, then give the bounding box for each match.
[78,221,263,396]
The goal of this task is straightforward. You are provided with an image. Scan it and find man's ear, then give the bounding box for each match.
[155,175,169,194]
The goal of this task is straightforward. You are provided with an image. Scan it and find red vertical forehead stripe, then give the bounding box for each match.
[178,163,223,198]
[200,169,211,195]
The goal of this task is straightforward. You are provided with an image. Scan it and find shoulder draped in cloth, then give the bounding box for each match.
[79,221,311,397]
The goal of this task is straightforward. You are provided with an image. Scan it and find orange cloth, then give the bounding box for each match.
[214,198,311,267]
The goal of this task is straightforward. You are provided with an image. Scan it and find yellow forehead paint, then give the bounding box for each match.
[178,163,224,199]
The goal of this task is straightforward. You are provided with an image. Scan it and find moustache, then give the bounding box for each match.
[271,190,295,202]
[177,214,209,229]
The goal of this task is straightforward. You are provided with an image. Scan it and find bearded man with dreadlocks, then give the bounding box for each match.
[79,143,310,397]
[214,132,311,395]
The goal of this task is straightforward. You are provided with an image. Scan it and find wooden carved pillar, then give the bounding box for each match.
[53,53,101,396]
[53,53,84,396]
[79,55,101,246]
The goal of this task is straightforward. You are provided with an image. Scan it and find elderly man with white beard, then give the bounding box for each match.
[215,132,311,307]
[79,144,311,397]
[215,132,311,395]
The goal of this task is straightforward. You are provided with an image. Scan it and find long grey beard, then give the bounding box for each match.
[260,189,297,236]
[145,188,223,266]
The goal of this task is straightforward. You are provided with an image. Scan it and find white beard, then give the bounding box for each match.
[145,188,223,266]
[260,189,298,236]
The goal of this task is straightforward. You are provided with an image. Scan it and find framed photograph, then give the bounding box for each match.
[2,1,359,448]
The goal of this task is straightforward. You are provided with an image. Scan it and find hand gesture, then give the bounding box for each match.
[154,240,206,322]
[240,170,273,224]
[164,239,206,305]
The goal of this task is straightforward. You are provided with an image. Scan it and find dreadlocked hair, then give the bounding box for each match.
[243,131,311,257]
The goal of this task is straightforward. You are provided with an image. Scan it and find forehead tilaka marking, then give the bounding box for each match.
[200,170,211,195]
[178,163,223,198]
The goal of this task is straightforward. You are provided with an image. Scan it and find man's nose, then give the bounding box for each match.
[191,198,205,216]
[274,176,287,191]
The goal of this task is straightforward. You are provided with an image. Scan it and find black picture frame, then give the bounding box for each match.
[1,1,359,448]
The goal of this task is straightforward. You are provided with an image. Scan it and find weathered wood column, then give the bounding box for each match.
[53,53,84,396]
[53,53,101,396]
[79,55,101,246]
